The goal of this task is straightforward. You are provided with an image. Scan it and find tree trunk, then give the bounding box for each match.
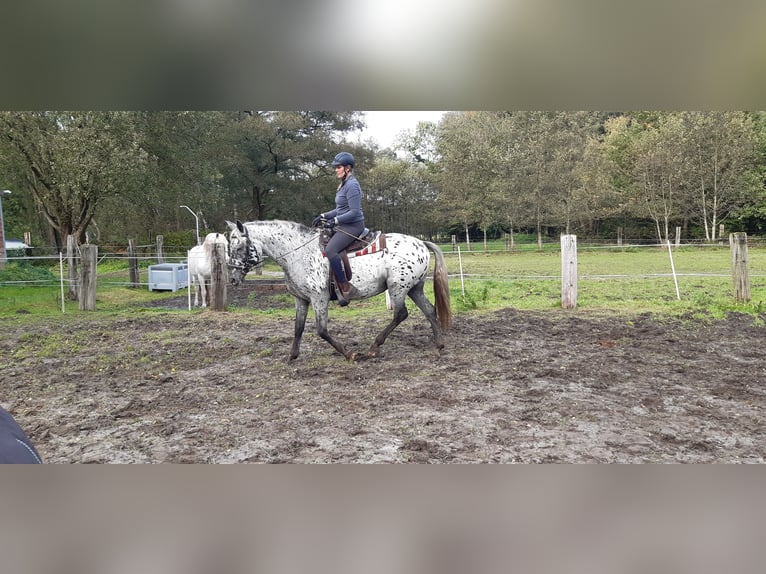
[465,222,471,252]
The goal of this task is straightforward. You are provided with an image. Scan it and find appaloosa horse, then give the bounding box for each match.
[226,219,451,361]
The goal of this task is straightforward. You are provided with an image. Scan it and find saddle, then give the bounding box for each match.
[319,228,387,283]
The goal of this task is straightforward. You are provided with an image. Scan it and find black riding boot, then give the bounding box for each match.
[330,257,357,306]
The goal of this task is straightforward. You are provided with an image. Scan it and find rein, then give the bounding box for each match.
[269,233,320,262]
[333,226,375,247]
[231,226,320,274]
[231,222,376,276]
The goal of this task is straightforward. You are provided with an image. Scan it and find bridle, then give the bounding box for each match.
[227,225,262,276]
[228,221,321,277]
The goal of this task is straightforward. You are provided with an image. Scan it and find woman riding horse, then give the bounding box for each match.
[311,151,365,306]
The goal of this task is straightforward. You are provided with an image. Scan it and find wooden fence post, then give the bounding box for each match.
[617,227,623,246]
[79,244,98,311]
[451,235,457,252]
[66,234,79,300]
[156,235,165,263]
[561,234,577,309]
[675,226,681,247]
[128,239,140,288]
[209,242,228,311]
[730,233,751,303]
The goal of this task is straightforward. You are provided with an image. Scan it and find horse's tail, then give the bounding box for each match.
[424,241,452,330]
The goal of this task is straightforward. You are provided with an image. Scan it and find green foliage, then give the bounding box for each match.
[455,282,491,311]
[0,261,56,282]
[159,230,198,250]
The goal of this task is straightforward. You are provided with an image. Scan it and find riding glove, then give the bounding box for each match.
[323,218,336,229]
[311,214,324,227]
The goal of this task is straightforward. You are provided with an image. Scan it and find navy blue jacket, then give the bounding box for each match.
[324,175,365,225]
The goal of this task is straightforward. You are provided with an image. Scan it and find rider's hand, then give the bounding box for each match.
[323,218,336,229]
[311,214,324,227]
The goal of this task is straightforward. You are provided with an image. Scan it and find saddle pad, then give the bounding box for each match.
[350,232,387,257]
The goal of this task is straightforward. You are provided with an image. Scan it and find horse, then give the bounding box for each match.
[226,219,451,361]
[187,232,229,308]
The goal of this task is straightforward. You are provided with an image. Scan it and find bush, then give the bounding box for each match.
[0,261,56,282]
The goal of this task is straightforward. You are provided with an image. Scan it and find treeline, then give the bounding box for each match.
[433,111,766,245]
[1,111,765,247]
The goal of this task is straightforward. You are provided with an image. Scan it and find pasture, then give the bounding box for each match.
[1,244,766,462]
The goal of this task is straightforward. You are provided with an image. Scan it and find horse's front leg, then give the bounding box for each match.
[289,298,310,361]
[313,301,354,361]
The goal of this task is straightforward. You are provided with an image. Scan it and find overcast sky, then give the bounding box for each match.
[354,111,447,149]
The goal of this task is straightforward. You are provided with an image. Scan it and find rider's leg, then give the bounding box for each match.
[329,255,347,284]
[326,230,360,305]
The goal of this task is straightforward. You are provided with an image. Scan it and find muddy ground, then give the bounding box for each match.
[2,284,765,463]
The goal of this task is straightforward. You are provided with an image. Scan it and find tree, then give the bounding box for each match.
[437,111,505,248]
[394,120,440,165]
[220,111,365,223]
[633,115,689,243]
[0,111,149,245]
[678,111,757,240]
[601,112,760,243]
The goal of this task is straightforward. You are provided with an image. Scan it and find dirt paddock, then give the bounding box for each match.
[2,285,765,463]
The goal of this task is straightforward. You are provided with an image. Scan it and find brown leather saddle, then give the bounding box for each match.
[319,228,387,283]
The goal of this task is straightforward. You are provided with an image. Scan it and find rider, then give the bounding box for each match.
[312,151,365,306]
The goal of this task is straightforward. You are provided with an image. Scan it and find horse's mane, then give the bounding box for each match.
[245,219,314,235]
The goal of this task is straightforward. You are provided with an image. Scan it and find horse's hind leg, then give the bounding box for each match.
[367,298,409,358]
[407,281,444,349]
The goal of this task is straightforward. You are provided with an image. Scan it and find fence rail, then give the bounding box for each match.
[2,237,765,313]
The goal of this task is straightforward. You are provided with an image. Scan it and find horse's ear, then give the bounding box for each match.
[236,220,245,233]
[226,220,236,231]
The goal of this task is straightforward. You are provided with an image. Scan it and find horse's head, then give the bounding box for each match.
[226,220,262,285]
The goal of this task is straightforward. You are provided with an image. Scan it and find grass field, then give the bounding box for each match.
[1,244,765,319]
[442,245,766,317]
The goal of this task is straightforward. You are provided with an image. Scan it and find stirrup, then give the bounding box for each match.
[335,284,350,307]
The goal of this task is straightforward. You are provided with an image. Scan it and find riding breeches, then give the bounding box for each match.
[326,222,366,282]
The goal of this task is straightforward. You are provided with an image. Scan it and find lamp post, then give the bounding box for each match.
[179,205,201,246]
[0,190,12,268]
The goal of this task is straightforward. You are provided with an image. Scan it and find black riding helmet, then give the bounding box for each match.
[332,151,355,168]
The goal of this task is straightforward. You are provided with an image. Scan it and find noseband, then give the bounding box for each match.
[228,226,262,276]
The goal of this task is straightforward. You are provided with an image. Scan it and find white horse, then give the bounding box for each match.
[188,232,229,307]
[226,219,451,361]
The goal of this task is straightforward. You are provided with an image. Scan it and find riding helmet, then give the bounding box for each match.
[332,151,355,168]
